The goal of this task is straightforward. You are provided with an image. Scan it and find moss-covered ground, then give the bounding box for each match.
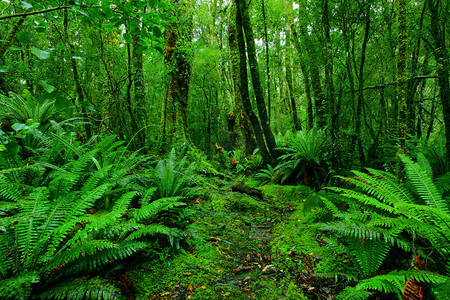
[127,178,345,299]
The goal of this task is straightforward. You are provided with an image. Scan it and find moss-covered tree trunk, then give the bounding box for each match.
[228,4,257,155]
[162,0,193,147]
[428,0,450,162]
[284,0,320,130]
[396,0,409,158]
[322,0,337,140]
[63,7,91,138]
[236,0,277,159]
[353,2,371,165]
[0,15,26,93]
[285,29,301,131]
[132,33,146,148]
[233,0,272,164]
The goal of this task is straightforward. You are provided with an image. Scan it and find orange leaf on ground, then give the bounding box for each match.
[188,285,194,291]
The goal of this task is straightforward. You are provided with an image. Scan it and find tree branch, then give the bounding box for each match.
[0,5,101,20]
[0,6,69,20]
[361,75,437,91]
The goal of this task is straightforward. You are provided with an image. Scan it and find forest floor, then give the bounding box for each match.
[127,177,347,299]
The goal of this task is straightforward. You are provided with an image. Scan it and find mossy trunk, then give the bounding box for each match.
[162,1,193,147]
[228,8,257,155]
[396,0,409,157]
[428,0,450,163]
[233,0,272,164]
[236,0,277,159]
[285,30,301,131]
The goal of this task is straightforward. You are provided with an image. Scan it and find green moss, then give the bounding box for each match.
[285,282,308,299]
[261,184,311,200]
[225,192,266,213]
[271,207,352,276]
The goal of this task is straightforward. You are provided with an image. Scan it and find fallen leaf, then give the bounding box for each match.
[202,285,206,289]
[188,285,193,291]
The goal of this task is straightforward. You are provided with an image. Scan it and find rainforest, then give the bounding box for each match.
[0,0,449,299]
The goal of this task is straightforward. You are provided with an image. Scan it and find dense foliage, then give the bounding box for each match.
[1,0,450,298]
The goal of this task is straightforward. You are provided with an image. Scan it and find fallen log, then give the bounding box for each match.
[231,182,263,200]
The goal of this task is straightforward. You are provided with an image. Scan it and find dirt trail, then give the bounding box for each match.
[131,182,314,299]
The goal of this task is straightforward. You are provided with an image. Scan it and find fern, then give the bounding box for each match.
[314,154,450,298]
[0,273,40,300]
[337,270,448,300]
[131,196,186,222]
[38,276,122,300]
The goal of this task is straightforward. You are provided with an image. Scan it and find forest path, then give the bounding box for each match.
[130,181,317,299]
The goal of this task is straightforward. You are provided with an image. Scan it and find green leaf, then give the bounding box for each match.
[34,26,46,33]
[123,32,132,44]
[31,47,50,59]
[11,123,25,132]
[153,26,162,38]
[55,96,69,109]
[5,138,20,156]
[20,1,33,8]
[38,80,55,93]
[17,31,31,44]
[0,66,9,73]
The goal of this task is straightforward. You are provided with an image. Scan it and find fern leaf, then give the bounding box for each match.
[39,276,121,300]
[125,224,183,246]
[401,155,449,214]
[337,286,372,300]
[0,273,40,300]
[132,197,185,222]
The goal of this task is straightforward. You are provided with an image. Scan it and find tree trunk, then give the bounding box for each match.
[126,41,142,149]
[285,29,301,131]
[162,0,193,146]
[236,0,277,158]
[0,15,26,93]
[322,0,337,140]
[132,33,146,148]
[354,2,371,165]
[428,0,450,162]
[233,0,272,164]
[64,7,91,138]
[396,0,409,158]
[228,4,257,155]
[261,0,271,123]
[284,0,323,129]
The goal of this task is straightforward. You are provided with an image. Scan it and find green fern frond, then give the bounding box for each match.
[0,182,25,202]
[125,224,183,246]
[336,285,372,300]
[58,241,148,276]
[327,187,398,214]
[0,272,40,300]
[139,187,157,206]
[111,191,137,216]
[435,172,450,194]
[132,197,186,222]
[69,183,110,219]
[341,269,449,300]
[347,237,390,277]
[400,155,449,214]
[39,276,122,300]
[80,166,112,196]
